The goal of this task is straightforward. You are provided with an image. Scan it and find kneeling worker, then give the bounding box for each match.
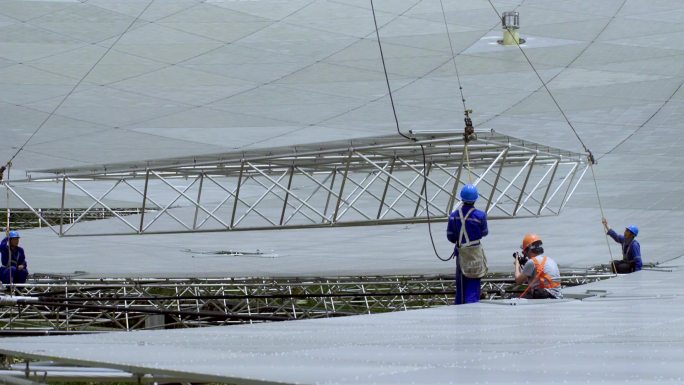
[0,230,29,285]
[602,218,642,273]
[514,234,562,299]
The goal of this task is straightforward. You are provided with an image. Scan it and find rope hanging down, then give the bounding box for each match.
[3,164,14,296]
[370,0,479,262]
[0,1,157,295]
[425,1,480,261]
[484,0,613,262]
[440,0,475,185]
[370,0,448,261]
[1,0,157,172]
[370,0,411,141]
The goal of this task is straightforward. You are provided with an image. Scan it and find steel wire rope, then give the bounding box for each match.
[301,14,506,146]
[403,1,530,267]
[599,81,684,160]
[485,0,615,263]
[98,0,428,152]
[0,0,323,167]
[593,79,684,269]
[4,166,13,297]
[430,0,479,302]
[370,0,411,141]
[0,1,238,161]
[2,0,157,170]
[0,1,155,296]
[423,0,485,264]
[477,0,628,129]
[369,0,456,264]
[369,0,501,267]
[0,0,235,157]
[311,0,525,150]
[438,0,475,185]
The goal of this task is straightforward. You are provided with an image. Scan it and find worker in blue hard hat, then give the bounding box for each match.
[446,184,488,304]
[602,218,642,273]
[1,230,29,285]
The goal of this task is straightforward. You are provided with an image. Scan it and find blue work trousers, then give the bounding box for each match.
[455,256,481,304]
[0,267,28,285]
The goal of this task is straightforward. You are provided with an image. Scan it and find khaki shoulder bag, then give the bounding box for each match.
[457,208,488,279]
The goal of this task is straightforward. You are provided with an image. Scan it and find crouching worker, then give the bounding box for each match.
[1,231,29,285]
[514,234,562,299]
[447,184,488,305]
[602,218,641,273]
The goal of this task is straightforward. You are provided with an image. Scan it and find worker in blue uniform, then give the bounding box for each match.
[1,230,29,285]
[447,184,488,304]
[602,218,642,273]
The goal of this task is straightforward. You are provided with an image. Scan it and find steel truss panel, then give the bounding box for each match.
[4,131,588,236]
[0,274,610,332]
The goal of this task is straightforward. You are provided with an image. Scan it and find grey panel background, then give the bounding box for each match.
[0,0,683,278]
[1,258,683,384]
[1,1,683,384]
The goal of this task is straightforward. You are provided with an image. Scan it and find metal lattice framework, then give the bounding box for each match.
[0,273,611,332]
[0,276,454,331]
[3,131,588,236]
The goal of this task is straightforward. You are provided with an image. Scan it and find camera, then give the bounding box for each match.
[513,251,528,267]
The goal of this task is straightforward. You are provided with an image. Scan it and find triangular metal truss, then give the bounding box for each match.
[4,130,588,236]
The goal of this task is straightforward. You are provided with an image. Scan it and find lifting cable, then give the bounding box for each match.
[439,0,475,185]
[370,0,412,142]
[424,0,478,262]
[4,166,14,297]
[371,0,478,263]
[371,0,457,263]
[484,0,615,263]
[2,0,156,171]
[0,1,157,295]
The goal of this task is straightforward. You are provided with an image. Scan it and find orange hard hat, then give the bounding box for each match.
[521,233,542,251]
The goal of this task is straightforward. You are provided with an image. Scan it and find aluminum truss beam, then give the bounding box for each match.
[0,274,611,332]
[2,131,588,236]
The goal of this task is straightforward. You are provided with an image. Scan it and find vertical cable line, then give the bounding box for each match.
[485,1,591,154]
[485,0,614,262]
[478,0,627,129]
[370,0,411,140]
[2,0,157,169]
[600,81,684,160]
[4,166,13,296]
[439,0,474,184]
[1,0,157,295]
[369,0,453,262]
[439,0,468,113]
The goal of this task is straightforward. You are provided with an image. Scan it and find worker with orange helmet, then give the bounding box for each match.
[602,218,642,273]
[514,233,562,299]
[447,184,489,304]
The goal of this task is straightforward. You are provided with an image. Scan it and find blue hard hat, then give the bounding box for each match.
[8,230,19,238]
[460,184,479,203]
[626,225,638,237]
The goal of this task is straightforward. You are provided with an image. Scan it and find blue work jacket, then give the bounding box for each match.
[607,229,642,271]
[446,204,488,256]
[0,237,27,270]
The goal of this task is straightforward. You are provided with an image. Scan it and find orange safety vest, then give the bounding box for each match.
[531,256,560,289]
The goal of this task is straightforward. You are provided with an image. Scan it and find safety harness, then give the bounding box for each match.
[519,255,559,298]
[457,207,478,247]
[531,256,560,289]
[622,239,633,260]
